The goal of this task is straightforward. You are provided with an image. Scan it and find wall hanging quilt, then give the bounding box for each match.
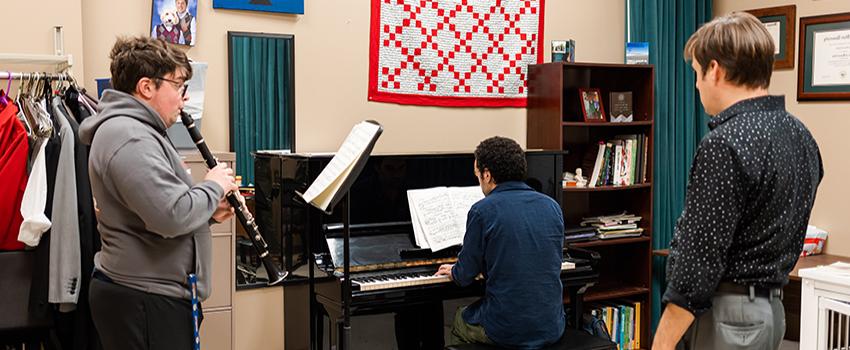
[369,0,545,107]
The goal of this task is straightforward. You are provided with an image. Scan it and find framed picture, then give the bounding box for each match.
[551,40,567,62]
[213,0,304,14]
[579,88,606,123]
[798,12,850,101]
[746,5,796,69]
[151,0,198,46]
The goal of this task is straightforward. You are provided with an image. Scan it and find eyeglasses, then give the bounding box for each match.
[155,77,188,94]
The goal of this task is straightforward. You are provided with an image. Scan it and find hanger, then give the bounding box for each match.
[0,71,11,108]
[27,73,54,138]
[15,74,37,137]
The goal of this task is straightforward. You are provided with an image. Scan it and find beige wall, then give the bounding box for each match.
[233,287,284,350]
[714,0,850,256]
[75,1,623,347]
[1,0,85,87]
[79,0,624,155]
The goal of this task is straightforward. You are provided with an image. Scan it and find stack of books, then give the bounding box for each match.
[580,213,643,240]
[589,300,643,350]
[586,134,649,187]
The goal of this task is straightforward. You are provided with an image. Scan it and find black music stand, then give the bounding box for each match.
[298,120,382,350]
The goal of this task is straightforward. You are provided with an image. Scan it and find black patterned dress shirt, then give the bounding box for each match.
[662,95,823,316]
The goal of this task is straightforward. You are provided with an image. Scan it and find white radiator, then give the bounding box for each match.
[801,263,850,350]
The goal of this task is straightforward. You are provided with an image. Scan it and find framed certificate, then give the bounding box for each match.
[746,5,796,69]
[798,12,850,101]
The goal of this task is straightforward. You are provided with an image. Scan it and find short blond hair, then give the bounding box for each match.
[685,12,774,89]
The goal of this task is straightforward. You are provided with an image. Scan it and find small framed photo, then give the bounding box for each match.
[579,88,606,123]
[151,0,198,46]
[745,5,796,69]
[551,40,567,62]
[798,12,850,101]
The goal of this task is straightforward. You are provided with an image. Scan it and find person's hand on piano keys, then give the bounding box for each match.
[435,264,454,281]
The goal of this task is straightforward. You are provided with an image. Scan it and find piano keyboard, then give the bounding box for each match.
[352,261,576,292]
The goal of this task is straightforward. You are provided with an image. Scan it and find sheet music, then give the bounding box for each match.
[407,190,430,249]
[301,121,381,211]
[448,186,485,228]
[407,186,484,252]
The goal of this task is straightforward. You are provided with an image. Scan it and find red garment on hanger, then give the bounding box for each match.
[0,102,28,250]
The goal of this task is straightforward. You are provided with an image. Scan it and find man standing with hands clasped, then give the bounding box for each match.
[652,12,823,350]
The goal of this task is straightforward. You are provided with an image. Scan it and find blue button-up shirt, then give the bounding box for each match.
[452,181,565,349]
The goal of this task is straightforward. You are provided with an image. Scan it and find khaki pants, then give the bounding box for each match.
[681,290,785,350]
[448,306,494,347]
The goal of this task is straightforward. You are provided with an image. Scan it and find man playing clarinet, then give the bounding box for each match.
[79,36,238,350]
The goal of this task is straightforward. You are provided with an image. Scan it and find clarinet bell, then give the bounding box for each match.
[263,257,288,285]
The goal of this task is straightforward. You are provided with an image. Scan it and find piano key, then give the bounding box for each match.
[352,260,576,292]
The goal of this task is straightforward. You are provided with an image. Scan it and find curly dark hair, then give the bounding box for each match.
[109,36,192,94]
[474,136,526,184]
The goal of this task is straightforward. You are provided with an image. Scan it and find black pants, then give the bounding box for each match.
[89,277,201,350]
[395,302,445,350]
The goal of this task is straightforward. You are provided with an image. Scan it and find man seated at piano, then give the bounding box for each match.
[436,136,566,349]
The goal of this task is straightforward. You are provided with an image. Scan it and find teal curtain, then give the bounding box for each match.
[628,0,712,332]
[229,33,295,184]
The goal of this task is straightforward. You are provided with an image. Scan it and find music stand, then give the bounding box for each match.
[297,120,383,350]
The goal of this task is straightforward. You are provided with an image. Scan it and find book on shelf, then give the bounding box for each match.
[577,212,644,240]
[598,228,644,240]
[590,300,642,350]
[595,223,638,230]
[581,212,642,227]
[585,134,648,187]
[609,91,633,123]
[407,186,484,251]
[588,142,605,188]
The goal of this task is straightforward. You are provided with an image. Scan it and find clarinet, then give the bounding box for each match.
[180,110,287,285]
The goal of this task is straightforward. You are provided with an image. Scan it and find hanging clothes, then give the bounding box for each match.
[0,101,29,250]
[48,95,81,308]
[62,86,103,350]
[18,137,50,246]
[17,85,53,247]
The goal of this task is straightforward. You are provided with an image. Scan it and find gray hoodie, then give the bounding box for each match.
[79,89,222,300]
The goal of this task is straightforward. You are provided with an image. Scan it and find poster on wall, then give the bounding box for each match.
[213,0,304,15]
[151,0,198,46]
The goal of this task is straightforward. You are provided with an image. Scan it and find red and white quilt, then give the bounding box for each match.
[368,0,545,107]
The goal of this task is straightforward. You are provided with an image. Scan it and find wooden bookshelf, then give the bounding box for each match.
[563,285,650,304]
[563,183,651,192]
[569,236,650,248]
[562,121,653,127]
[528,62,654,347]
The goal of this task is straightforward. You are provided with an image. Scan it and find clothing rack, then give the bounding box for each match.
[0,71,71,80]
[0,25,77,348]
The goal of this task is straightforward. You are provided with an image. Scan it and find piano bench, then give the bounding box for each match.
[445,328,616,350]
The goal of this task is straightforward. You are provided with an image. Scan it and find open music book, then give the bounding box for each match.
[300,120,382,212]
[407,186,484,252]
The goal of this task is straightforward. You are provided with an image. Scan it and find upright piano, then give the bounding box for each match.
[253,151,599,349]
